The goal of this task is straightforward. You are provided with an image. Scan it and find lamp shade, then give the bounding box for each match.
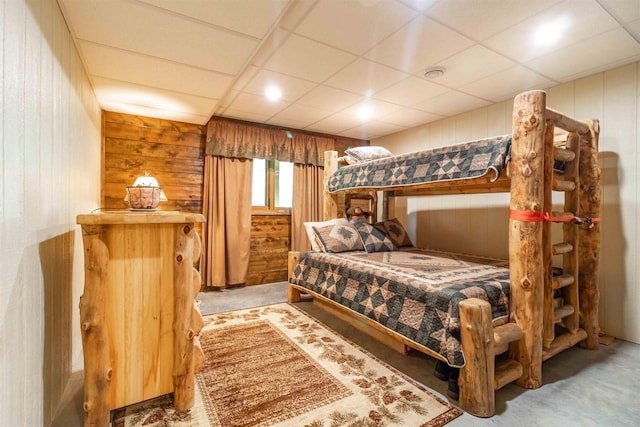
[124,172,168,209]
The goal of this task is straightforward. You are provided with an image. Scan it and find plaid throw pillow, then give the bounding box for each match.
[352,222,396,253]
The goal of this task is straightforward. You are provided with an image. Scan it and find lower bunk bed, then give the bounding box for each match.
[287,90,602,418]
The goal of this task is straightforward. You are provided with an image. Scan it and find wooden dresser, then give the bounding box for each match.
[76,211,205,427]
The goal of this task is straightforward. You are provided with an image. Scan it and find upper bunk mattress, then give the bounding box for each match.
[328,135,511,193]
[289,248,510,367]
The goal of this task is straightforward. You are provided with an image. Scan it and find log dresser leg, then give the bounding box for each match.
[79,225,112,427]
[173,224,197,412]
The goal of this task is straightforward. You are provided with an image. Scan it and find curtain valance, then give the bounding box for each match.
[205,118,334,167]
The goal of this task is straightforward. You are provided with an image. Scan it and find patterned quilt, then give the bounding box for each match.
[328,135,511,193]
[289,248,510,367]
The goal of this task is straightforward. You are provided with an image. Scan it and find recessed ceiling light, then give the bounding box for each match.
[265,85,282,101]
[423,67,445,79]
[358,105,373,121]
[532,15,571,46]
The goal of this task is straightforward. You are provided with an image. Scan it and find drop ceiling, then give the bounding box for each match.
[58,0,640,140]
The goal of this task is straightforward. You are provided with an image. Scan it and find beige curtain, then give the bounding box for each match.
[291,164,324,252]
[290,133,333,252]
[202,155,252,288]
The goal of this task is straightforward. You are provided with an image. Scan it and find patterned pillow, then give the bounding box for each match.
[345,146,392,163]
[352,222,396,253]
[375,218,414,247]
[304,218,350,251]
[312,223,364,253]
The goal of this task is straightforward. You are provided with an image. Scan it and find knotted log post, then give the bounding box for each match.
[173,224,196,411]
[459,298,495,417]
[578,119,601,349]
[79,225,112,427]
[509,90,546,389]
[288,251,302,302]
[324,151,339,220]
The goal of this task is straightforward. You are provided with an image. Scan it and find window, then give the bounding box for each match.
[252,159,293,213]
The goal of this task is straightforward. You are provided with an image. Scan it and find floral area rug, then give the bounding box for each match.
[112,303,462,426]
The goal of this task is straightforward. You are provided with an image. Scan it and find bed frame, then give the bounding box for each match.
[287,90,601,417]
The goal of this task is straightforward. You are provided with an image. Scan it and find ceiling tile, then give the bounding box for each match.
[279,0,317,31]
[598,0,640,24]
[433,45,516,88]
[92,76,217,116]
[325,59,409,96]
[378,107,443,127]
[250,28,291,67]
[484,0,620,63]
[458,66,554,102]
[295,0,417,55]
[221,108,273,124]
[79,41,232,99]
[340,99,404,120]
[398,0,440,13]
[61,0,258,74]
[233,66,261,91]
[296,86,363,111]
[373,76,449,106]
[365,15,474,73]
[425,0,561,41]
[267,116,319,130]
[625,18,640,41]
[526,28,640,82]
[269,103,333,123]
[263,34,356,82]
[339,120,404,140]
[414,90,491,116]
[137,0,291,39]
[242,70,317,101]
[227,92,290,117]
[101,100,210,125]
[304,113,359,134]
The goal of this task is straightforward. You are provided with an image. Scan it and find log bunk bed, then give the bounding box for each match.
[287,90,601,417]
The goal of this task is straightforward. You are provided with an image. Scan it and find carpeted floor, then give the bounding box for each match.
[53,281,640,427]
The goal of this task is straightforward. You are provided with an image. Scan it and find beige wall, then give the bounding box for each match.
[374,62,639,345]
[0,0,101,425]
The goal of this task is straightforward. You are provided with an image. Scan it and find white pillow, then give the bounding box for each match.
[345,146,392,163]
[303,218,350,251]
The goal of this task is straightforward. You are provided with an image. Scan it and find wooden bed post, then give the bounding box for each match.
[287,251,301,302]
[324,151,339,220]
[578,120,601,349]
[459,298,495,417]
[509,90,546,389]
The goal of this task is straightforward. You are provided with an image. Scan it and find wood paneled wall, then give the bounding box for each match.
[246,215,291,285]
[101,113,368,287]
[102,112,206,212]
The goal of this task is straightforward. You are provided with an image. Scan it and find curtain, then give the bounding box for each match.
[206,118,332,167]
[290,133,333,252]
[202,155,252,288]
[202,117,336,285]
[291,164,324,252]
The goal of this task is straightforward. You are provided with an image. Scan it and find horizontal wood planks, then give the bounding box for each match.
[246,215,290,285]
[102,111,205,213]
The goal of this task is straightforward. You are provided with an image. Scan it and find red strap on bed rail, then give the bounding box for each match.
[509,209,601,227]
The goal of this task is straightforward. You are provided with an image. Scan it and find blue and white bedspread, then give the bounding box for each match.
[289,248,510,366]
[328,135,511,193]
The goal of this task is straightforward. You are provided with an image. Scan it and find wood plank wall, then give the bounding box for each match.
[102,112,368,287]
[102,111,206,213]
